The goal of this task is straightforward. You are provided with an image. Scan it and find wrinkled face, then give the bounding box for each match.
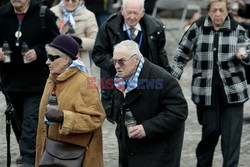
[121,0,145,27]
[208,1,228,30]
[64,0,80,12]
[112,46,140,78]
[46,50,71,77]
[11,0,30,13]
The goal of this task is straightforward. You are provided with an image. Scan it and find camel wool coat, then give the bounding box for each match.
[35,67,106,167]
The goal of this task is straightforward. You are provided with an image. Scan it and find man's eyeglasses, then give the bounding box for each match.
[110,54,137,66]
[47,54,61,62]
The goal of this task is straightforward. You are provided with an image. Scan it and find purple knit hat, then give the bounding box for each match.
[49,35,79,60]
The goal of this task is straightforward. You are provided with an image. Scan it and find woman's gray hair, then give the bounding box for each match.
[114,40,142,58]
[45,44,68,58]
[206,0,230,11]
[122,0,145,9]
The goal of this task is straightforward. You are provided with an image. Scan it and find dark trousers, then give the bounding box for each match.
[196,100,243,167]
[8,92,42,164]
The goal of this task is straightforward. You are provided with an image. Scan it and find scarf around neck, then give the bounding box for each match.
[66,59,89,74]
[60,0,85,30]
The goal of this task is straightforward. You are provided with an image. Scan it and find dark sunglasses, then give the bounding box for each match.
[64,0,77,3]
[110,54,136,66]
[47,54,61,62]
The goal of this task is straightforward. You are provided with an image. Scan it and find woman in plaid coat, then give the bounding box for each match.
[171,0,250,166]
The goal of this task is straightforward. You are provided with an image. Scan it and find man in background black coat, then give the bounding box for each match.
[0,0,59,166]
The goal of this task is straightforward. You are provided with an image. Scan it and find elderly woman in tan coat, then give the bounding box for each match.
[50,0,98,72]
[35,35,105,167]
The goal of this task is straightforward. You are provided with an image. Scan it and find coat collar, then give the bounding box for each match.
[138,58,152,79]
[48,67,79,83]
[140,14,163,34]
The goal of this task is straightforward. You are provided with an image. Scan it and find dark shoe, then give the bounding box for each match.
[20,162,34,167]
[16,155,23,164]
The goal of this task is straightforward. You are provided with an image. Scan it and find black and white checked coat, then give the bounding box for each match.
[171,15,250,106]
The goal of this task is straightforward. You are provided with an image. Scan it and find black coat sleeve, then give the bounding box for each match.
[155,20,170,71]
[92,24,116,73]
[142,73,188,139]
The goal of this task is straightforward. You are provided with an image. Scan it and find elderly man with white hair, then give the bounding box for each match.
[111,40,188,167]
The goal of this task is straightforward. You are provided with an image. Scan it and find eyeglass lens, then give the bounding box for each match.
[110,54,136,66]
[110,59,125,66]
[47,55,60,62]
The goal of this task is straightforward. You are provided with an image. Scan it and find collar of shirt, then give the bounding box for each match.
[123,22,142,36]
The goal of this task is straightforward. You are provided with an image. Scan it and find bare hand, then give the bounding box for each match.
[128,124,146,139]
[235,51,248,60]
[23,49,37,63]
[0,48,6,61]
